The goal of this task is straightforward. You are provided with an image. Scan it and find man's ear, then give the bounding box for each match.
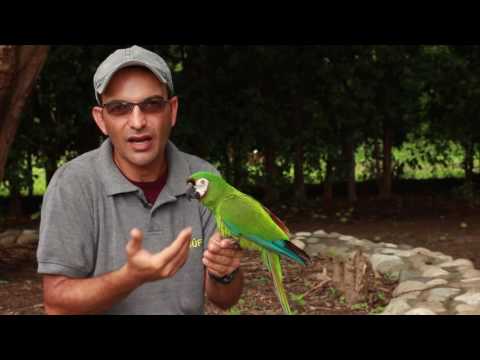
[91,106,108,136]
[169,96,179,128]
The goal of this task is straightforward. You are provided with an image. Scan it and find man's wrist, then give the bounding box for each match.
[120,263,147,289]
[208,267,240,285]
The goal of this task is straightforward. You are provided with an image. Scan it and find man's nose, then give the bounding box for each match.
[128,105,147,130]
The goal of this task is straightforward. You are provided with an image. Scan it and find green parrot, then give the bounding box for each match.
[186,171,310,315]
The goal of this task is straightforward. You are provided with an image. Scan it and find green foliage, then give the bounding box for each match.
[351,302,369,311]
[289,292,306,306]
[5,45,480,207]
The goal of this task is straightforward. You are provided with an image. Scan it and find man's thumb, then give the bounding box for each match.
[126,228,143,256]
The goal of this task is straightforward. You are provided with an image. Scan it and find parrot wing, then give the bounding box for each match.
[217,193,310,266]
[258,201,292,238]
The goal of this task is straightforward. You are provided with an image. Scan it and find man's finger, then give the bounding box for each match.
[220,239,239,249]
[164,228,193,269]
[207,244,241,258]
[152,227,192,266]
[203,251,234,266]
[165,242,191,276]
[126,228,143,257]
[203,258,232,277]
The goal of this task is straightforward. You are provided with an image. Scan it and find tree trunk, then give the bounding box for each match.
[45,156,58,186]
[293,141,306,204]
[293,101,306,204]
[27,151,34,198]
[0,45,49,182]
[343,140,357,204]
[263,143,279,204]
[463,140,474,185]
[231,141,244,189]
[379,125,393,199]
[323,155,334,204]
[374,138,382,191]
[7,183,23,218]
[225,143,234,185]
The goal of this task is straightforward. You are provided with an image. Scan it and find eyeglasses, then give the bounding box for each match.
[101,96,171,116]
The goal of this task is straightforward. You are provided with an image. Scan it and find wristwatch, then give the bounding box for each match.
[208,268,239,285]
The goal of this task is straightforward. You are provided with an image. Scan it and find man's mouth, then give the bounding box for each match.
[127,135,153,151]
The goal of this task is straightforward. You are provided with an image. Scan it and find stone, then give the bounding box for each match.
[414,301,447,313]
[399,270,422,282]
[393,281,429,297]
[16,230,39,246]
[396,291,422,301]
[328,232,342,238]
[448,280,480,289]
[380,248,415,257]
[0,229,22,247]
[439,259,474,270]
[324,246,351,259]
[0,234,18,247]
[412,247,453,262]
[306,243,328,256]
[305,237,320,245]
[461,269,480,279]
[381,298,411,315]
[359,239,377,247]
[421,266,450,278]
[0,229,22,238]
[313,230,327,236]
[348,239,373,248]
[461,277,480,283]
[405,308,437,315]
[370,254,405,274]
[291,239,306,250]
[295,232,312,237]
[383,243,398,249]
[454,291,480,306]
[456,304,480,315]
[426,288,461,303]
[339,235,356,242]
[425,278,448,287]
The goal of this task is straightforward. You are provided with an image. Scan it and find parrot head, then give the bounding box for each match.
[186,171,227,206]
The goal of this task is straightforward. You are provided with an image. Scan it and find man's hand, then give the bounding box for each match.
[125,227,192,283]
[203,232,242,277]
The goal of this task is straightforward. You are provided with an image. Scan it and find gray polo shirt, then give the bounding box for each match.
[37,138,219,315]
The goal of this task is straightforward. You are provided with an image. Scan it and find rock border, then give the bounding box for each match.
[2,228,480,314]
[292,230,480,315]
[0,229,39,248]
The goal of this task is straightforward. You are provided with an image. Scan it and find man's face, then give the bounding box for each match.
[92,67,178,181]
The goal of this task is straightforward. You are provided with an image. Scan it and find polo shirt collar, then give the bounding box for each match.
[97,138,190,198]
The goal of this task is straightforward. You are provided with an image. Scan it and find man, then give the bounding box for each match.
[36,45,244,314]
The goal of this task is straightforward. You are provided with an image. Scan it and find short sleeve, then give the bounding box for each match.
[36,167,96,278]
[201,205,217,251]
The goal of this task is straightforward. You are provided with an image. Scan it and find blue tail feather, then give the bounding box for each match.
[224,220,307,266]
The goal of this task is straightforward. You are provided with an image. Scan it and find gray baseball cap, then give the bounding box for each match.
[93,45,174,104]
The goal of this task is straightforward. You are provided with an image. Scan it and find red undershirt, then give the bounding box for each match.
[128,168,168,205]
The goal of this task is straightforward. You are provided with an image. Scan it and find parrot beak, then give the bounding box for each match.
[186,179,201,201]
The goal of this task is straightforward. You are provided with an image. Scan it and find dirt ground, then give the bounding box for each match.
[1,199,480,315]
